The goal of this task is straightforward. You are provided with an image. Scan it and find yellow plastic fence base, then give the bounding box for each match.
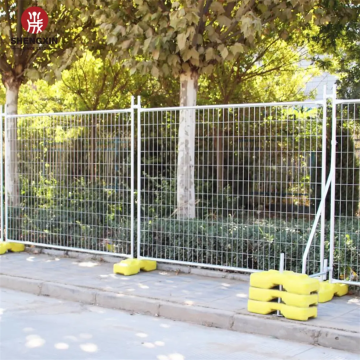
[249,287,318,307]
[250,270,320,295]
[113,259,157,276]
[0,242,25,255]
[318,281,349,303]
[0,242,9,255]
[7,243,25,252]
[248,299,317,321]
[114,259,141,276]
[139,260,157,272]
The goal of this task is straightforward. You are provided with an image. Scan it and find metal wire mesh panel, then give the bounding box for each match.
[138,102,324,272]
[1,106,4,242]
[332,101,360,283]
[5,110,133,256]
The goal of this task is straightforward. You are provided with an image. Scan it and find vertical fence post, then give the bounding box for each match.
[320,85,327,279]
[322,259,328,281]
[4,105,8,242]
[130,96,135,258]
[329,85,337,283]
[0,105,3,242]
[277,253,285,317]
[137,96,142,259]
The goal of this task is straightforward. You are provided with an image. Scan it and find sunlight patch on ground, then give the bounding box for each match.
[136,333,148,338]
[138,284,150,289]
[79,343,98,352]
[99,274,117,279]
[155,341,165,346]
[221,283,231,287]
[236,293,247,298]
[157,354,185,360]
[347,298,360,305]
[26,334,45,348]
[143,342,156,348]
[55,342,69,350]
[73,261,98,268]
[184,300,194,306]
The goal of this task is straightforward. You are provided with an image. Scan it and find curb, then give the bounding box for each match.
[1,274,359,353]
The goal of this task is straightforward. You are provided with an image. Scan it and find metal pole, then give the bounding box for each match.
[277,253,285,317]
[320,85,327,280]
[137,96,142,259]
[323,259,328,281]
[329,85,337,283]
[4,105,7,242]
[130,96,135,258]
[302,172,332,273]
[0,105,3,242]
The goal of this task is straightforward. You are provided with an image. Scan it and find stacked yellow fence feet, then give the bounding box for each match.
[248,270,320,321]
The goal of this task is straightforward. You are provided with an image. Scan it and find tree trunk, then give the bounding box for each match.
[4,80,21,207]
[177,71,198,219]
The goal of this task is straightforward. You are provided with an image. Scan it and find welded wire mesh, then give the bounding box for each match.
[332,102,360,283]
[1,106,4,242]
[5,110,133,255]
[138,103,325,273]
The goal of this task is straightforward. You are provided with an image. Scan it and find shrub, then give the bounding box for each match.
[140,217,360,278]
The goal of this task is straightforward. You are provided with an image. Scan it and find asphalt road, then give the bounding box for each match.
[0,288,357,360]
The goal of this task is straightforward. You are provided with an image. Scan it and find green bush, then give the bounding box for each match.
[7,176,132,253]
[7,172,359,280]
[140,217,360,278]
[315,122,360,219]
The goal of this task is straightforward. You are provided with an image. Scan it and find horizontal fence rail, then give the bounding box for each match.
[4,108,134,257]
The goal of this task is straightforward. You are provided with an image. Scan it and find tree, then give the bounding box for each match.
[198,38,318,105]
[197,38,319,192]
[97,0,324,218]
[0,0,99,206]
[309,1,360,217]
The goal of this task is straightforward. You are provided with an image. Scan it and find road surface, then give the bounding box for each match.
[0,288,357,360]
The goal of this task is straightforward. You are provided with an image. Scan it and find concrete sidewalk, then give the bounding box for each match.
[0,252,359,353]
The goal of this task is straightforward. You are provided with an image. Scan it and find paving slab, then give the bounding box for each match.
[0,252,359,354]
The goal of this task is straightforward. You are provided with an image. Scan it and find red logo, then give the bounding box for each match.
[21,7,48,34]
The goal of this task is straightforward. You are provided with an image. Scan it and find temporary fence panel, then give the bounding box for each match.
[4,107,134,257]
[330,97,360,285]
[138,100,326,273]
[1,105,4,242]
[3,94,358,281]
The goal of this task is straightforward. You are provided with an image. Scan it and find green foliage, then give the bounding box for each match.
[141,217,359,278]
[97,0,319,79]
[198,39,319,104]
[8,176,132,253]
[315,120,360,219]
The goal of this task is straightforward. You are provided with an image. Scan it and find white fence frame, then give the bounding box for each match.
[3,103,135,258]
[329,89,360,286]
[137,95,328,275]
[1,93,359,286]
